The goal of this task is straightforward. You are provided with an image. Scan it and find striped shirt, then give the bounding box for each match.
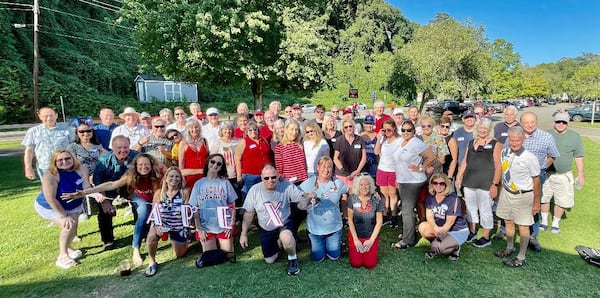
[274,142,308,183]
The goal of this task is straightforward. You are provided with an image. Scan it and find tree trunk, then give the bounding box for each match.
[250,79,264,111]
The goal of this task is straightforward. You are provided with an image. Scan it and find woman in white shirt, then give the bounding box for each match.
[303,121,330,178]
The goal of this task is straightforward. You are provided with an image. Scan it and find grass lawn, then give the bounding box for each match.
[570,122,600,128]
[1,139,600,297]
[0,141,22,150]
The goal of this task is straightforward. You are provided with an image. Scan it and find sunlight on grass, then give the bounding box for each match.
[0,141,21,150]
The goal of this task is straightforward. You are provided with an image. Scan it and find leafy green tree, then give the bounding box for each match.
[122,0,334,109]
[488,39,522,100]
[565,58,600,99]
[520,66,550,98]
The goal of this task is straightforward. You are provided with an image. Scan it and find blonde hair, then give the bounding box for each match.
[159,166,187,202]
[282,119,302,145]
[48,149,80,175]
[304,121,324,149]
[428,173,452,196]
[312,156,337,192]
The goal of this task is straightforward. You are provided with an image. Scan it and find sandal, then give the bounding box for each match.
[504,257,527,268]
[144,263,158,277]
[494,248,515,258]
[68,249,83,260]
[56,255,77,269]
[392,241,412,249]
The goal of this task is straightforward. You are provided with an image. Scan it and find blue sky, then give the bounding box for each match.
[390,0,600,66]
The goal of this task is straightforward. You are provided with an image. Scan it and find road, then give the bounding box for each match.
[1,103,597,158]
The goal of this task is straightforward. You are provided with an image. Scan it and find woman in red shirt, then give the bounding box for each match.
[234,121,273,200]
[179,119,209,187]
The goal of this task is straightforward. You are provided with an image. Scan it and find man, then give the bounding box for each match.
[269,100,284,120]
[260,110,276,142]
[283,105,294,120]
[494,105,520,144]
[134,118,172,167]
[373,100,390,133]
[234,114,249,139]
[203,107,221,146]
[109,107,149,149]
[442,110,459,133]
[159,108,174,125]
[139,112,153,130]
[407,105,420,125]
[541,112,584,234]
[392,108,404,133]
[520,111,559,252]
[94,108,117,151]
[313,104,326,125]
[93,135,138,250]
[291,103,309,127]
[166,106,187,133]
[330,105,342,130]
[22,107,75,179]
[253,109,266,127]
[188,102,206,124]
[239,165,308,275]
[495,126,540,268]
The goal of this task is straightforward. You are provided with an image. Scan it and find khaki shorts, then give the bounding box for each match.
[542,171,575,208]
[496,189,534,226]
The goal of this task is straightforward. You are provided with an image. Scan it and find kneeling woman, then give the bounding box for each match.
[418,173,469,260]
[347,174,383,269]
[35,149,91,269]
[144,166,191,277]
[190,153,238,266]
[298,156,349,261]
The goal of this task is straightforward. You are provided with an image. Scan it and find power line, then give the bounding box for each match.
[40,6,132,30]
[0,2,32,8]
[41,29,137,49]
[38,24,133,45]
[89,0,120,10]
[0,7,30,11]
[78,0,119,13]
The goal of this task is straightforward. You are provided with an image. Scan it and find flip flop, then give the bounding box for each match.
[56,256,77,269]
[68,249,83,260]
[144,263,158,277]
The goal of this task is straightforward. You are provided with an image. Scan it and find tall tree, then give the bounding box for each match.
[488,38,522,100]
[122,0,334,109]
[520,66,550,98]
[565,58,600,99]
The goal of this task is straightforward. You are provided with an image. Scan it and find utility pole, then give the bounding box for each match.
[33,0,40,113]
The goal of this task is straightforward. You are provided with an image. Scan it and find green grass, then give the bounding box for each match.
[570,122,600,128]
[0,141,21,150]
[1,140,600,297]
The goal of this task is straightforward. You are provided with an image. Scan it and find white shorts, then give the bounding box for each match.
[496,189,534,226]
[34,201,83,221]
[541,172,575,208]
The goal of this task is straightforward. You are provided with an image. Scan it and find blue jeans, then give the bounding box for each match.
[241,174,262,201]
[531,169,547,239]
[308,229,342,261]
[131,196,151,249]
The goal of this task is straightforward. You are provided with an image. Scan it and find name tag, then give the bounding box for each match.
[484,144,493,149]
[457,137,465,141]
[501,132,508,137]
[331,138,336,142]
[249,144,257,149]
[352,202,361,208]
[353,144,361,149]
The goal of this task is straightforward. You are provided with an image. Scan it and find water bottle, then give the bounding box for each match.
[574,179,582,190]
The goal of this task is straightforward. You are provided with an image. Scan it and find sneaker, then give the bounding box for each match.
[424,250,437,259]
[551,227,560,234]
[287,259,300,276]
[448,246,461,261]
[539,224,548,232]
[493,230,505,240]
[473,237,492,248]
[78,213,89,222]
[466,232,477,243]
[528,238,542,253]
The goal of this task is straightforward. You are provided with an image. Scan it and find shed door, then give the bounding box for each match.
[164,83,182,102]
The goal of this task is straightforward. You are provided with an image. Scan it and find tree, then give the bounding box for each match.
[488,39,522,100]
[395,14,490,109]
[520,66,550,98]
[122,0,334,109]
[565,59,600,99]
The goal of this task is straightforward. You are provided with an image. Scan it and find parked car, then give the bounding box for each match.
[301,104,316,113]
[568,104,600,122]
[547,98,557,105]
[483,100,504,113]
[427,100,464,116]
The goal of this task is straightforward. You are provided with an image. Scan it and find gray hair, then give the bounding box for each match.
[351,174,376,196]
[507,126,526,139]
[184,118,202,143]
[159,108,173,117]
[374,100,385,108]
[473,118,493,140]
[504,105,518,114]
[218,121,234,137]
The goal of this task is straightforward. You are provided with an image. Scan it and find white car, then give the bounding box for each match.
[301,104,316,113]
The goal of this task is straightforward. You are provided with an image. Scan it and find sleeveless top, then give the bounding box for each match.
[159,191,186,232]
[443,134,454,174]
[240,136,273,175]
[36,170,84,210]
[183,139,208,187]
[462,139,497,190]
[134,178,155,201]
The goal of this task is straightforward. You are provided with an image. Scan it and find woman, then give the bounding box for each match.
[144,167,191,277]
[360,115,378,177]
[166,129,182,163]
[35,150,90,269]
[322,115,341,159]
[303,121,330,178]
[235,121,273,200]
[455,118,502,247]
[270,119,285,151]
[392,120,435,249]
[418,173,469,260]
[274,119,308,184]
[347,174,383,269]
[190,154,238,266]
[419,115,449,175]
[438,116,458,178]
[65,153,162,266]
[298,156,348,261]
[333,118,366,189]
[67,122,105,177]
[179,119,209,187]
[209,121,240,188]
[374,119,402,228]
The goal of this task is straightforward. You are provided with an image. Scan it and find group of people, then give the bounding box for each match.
[24,99,584,275]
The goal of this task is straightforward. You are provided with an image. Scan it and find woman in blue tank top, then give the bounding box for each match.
[34,149,91,269]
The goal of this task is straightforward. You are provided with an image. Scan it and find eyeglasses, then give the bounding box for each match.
[401,128,413,133]
[168,134,180,140]
[262,175,277,181]
[358,172,371,177]
[555,121,568,125]
[56,156,73,163]
[175,113,186,116]
[209,159,223,167]
[344,125,353,129]
[440,125,451,129]
[78,129,93,134]
[382,128,394,133]
[208,114,218,117]
[153,125,165,129]
[421,125,432,129]
[247,128,259,132]
[305,130,314,134]
[431,181,446,186]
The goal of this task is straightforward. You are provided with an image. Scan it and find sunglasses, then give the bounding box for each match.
[209,159,223,167]
[168,134,180,140]
[344,125,353,129]
[440,125,451,129]
[78,129,93,134]
[153,125,165,129]
[56,156,73,163]
[208,114,218,117]
[262,175,277,181]
[401,128,413,133]
[421,125,432,129]
[382,128,395,133]
[555,121,568,125]
[431,181,446,186]
[305,130,314,134]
